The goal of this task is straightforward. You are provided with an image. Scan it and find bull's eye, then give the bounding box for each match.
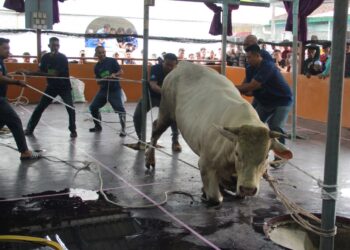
[265,155,269,159]
[235,152,239,158]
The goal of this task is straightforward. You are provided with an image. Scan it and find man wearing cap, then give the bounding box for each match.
[303,45,322,77]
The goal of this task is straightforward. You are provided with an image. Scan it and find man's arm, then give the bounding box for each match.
[238,61,274,95]
[239,77,254,96]
[16,56,53,77]
[18,70,53,77]
[149,81,161,94]
[109,60,123,78]
[236,79,262,95]
[319,58,331,79]
[0,72,26,87]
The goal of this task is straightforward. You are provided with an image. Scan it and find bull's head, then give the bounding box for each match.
[215,125,293,197]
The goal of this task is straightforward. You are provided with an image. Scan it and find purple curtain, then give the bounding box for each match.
[3,0,64,25]
[3,0,25,12]
[53,0,65,24]
[205,3,239,36]
[284,0,324,42]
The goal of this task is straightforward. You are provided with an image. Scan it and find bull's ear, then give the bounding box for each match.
[270,139,293,159]
[213,124,240,141]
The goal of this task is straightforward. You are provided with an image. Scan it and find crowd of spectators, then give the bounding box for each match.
[5,33,350,79]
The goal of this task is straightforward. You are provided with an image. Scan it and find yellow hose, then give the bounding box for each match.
[0,235,63,250]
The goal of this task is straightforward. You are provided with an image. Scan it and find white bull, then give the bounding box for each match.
[146,62,292,205]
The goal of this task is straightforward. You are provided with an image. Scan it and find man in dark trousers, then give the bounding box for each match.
[89,45,126,137]
[20,37,77,138]
[133,53,181,152]
[236,44,293,168]
[0,38,41,160]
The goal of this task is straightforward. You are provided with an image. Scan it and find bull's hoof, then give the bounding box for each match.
[202,198,222,208]
[201,191,222,207]
[145,162,155,169]
[145,149,155,169]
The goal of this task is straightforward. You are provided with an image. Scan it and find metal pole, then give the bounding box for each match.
[36,29,42,63]
[141,0,151,143]
[320,0,349,249]
[271,3,276,41]
[291,0,299,140]
[221,0,228,75]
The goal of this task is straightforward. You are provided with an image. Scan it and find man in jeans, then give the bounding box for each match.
[89,45,126,137]
[133,53,181,152]
[0,37,40,160]
[236,44,293,168]
[20,37,77,138]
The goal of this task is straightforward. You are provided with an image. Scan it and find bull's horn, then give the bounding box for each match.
[269,131,288,139]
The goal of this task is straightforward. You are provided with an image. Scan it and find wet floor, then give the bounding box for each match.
[0,103,350,249]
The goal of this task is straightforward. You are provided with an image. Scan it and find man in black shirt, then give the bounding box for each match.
[89,46,126,137]
[0,38,41,160]
[133,53,181,152]
[19,37,77,138]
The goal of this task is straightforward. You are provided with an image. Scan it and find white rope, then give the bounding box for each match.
[263,172,337,238]
[13,74,341,238]
[286,161,338,201]
[9,73,142,84]
[19,80,198,171]
[7,73,29,106]
[15,106,220,250]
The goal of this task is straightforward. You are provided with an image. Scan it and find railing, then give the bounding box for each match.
[7,55,230,66]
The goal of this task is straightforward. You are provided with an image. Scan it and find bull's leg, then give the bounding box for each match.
[145,118,171,169]
[199,158,223,206]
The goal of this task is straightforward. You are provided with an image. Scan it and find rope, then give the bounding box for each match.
[2,29,337,47]
[263,172,337,238]
[8,73,341,240]
[16,77,198,170]
[0,141,195,209]
[95,162,195,209]
[0,235,63,250]
[16,105,220,250]
[287,161,338,201]
[9,73,142,84]
[0,181,187,203]
[6,73,29,106]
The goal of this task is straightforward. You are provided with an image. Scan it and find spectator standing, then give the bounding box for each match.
[272,50,287,72]
[345,44,350,78]
[178,48,185,60]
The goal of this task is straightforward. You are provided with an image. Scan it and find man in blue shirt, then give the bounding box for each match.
[242,35,274,66]
[89,45,126,137]
[241,34,274,108]
[0,38,41,160]
[236,44,293,167]
[132,53,181,152]
[20,37,77,138]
